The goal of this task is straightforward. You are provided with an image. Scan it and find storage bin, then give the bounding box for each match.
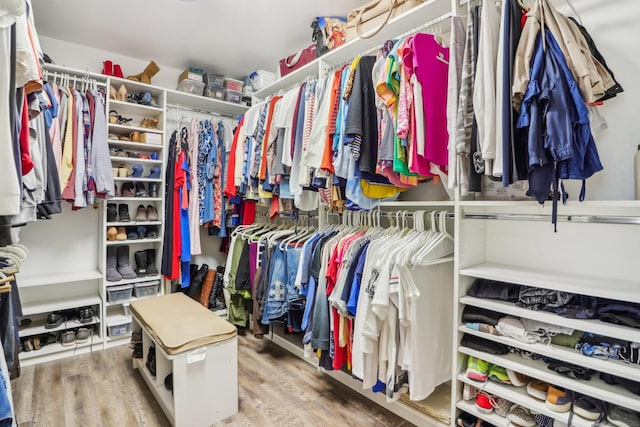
[203,73,224,87]
[134,280,160,298]
[140,132,162,145]
[107,315,132,337]
[107,284,133,303]
[177,79,205,96]
[249,70,276,91]
[204,85,225,100]
[178,67,204,84]
[224,78,243,92]
[224,89,242,104]
[123,303,131,317]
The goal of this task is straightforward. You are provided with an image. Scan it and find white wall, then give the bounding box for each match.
[39,36,185,90]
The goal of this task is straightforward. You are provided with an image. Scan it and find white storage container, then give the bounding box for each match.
[249,70,276,91]
[107,284,133,303]
[107,314,132,337]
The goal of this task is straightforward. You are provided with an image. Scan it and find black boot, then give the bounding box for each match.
[149,182,159,198]
[107,203,117,222]
[134,250,147,277]
[188,264,209,300]
[135,182,148,197]
[118,204,130,222]
[145,248,159,275]
[209,266,226,311]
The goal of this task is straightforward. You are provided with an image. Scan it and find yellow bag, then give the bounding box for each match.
[345,0,425,41]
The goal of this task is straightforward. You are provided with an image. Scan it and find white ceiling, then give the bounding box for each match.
[31,0,365,79]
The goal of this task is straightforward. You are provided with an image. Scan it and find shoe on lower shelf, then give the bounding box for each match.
[466,356,490,382]
[45,312,66,329]
[475,392,495,414]
[507,405,536,427]
[607,405,640,427]
[526,379,549,400]
[75,327,91,344]
[546,385,573,413]
[60,330,76,347]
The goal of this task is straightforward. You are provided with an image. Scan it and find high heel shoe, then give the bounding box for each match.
[113,64,124,79]
[102,60,114,76]
[117,84,128,102]
[109,85,117,100]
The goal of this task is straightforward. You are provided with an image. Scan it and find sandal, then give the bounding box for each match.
[109,110,119,124]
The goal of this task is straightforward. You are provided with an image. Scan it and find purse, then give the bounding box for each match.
[345,0,424,41]
[312,16,348,57]
[278,44,317,78]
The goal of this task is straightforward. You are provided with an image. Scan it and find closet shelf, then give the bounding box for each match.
[22,295,101,317]
[106,221,162,227]
[455,400,508,427]
[109,157,162,166]
[109,197,162,202]
[459,263,640,304]
[108,140,163,151]
[19,270,102,288]
[105,275,162,287]
[166,89,248,117]
[105,238,161,246]
[109,76,165,96]
[113,177,162,183]
[253,60,318,99]
[458,325,640,382]
[460,296,640,344]
[133,357,175,418]
[108,123,164,135]
[457,375,599,427]
[19,316,100,338]
[458,346,640,411]
[19,337,103,363]
[108,99,164,115]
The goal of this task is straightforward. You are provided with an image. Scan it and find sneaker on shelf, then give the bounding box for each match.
[506,368,529,386]
[607,405,640,427]
[132,343,143,359]
[546,385,573,413]
[475,392,495,414]
[494,396,515,418]
[466,356,490,382]
[572,395,607,422]
[526,379,550,400]
[507,405,536,427]
[488,364,511,384]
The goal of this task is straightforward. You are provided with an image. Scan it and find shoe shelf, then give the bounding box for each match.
[109,75,165,96]
[457,375,600,427]
[458,325,640,382]
[455,400,508,427]
[106,221,162,227]
[133,356,175,419]
[109,156,162,166]
[459,263,640,304]
[108,140,163,152]
[109,99,164,115]
[18,270,102,288]
[19,315,101,338]
[459,346,640,411]
[113,177,163,183]
[19,336,103,365]
[105,275,162,287]
[109,123,163,135]
[109,197,162,202]
[22,295,101,317]
[106,238,162,246]
[460,296,640,344]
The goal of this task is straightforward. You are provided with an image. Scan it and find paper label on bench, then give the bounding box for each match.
[187,347,207,364]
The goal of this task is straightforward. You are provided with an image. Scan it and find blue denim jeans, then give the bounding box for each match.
[261,246,288,323]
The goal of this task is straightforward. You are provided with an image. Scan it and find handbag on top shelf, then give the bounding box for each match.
[345,0,425,41]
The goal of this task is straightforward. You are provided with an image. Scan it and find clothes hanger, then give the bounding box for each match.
[565,0,582,24]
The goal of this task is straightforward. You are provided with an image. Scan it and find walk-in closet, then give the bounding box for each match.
[2,0,640,426]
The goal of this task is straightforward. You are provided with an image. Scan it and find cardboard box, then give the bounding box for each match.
[481,177,532,200]
[141,132,162,145]
[178,67,204,84]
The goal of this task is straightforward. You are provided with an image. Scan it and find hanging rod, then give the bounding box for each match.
[165,103,237,120]
[462,212,640,225]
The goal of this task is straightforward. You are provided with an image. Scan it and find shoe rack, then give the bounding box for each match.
[102,76,167,349]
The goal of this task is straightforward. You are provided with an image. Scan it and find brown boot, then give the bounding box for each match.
[200,270,215,307]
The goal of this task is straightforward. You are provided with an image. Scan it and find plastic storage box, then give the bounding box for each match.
[178,67,204,84]
[141,132,162,145]
[224,78,243,92]
[203,73,224,87]
[107,315,132,337]
[204,85,225,100]
[177,79,205,96]
[249,70,276,91]
[224,89,242,104]
[107,284,133,303]
[134,280,160,298]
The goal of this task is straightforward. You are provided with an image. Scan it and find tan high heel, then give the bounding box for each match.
[109,85,117,100]
[117,84,128,102]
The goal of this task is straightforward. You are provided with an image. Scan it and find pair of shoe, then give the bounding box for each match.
[22,336,42,352]
[121,182,153,198]
[134,249,159,277]
[60,327,92,347]
[527,380,575,414]
[146,345,157,376]
[108,110,132,125]
[107,226,141,241]
[136,205,159,221]
[140,118,159,129]
[102,60,124,78]
[127,60,159,85]
[107,203,133,222]
[474,392,536,426]
[465,356,528,385]
[106,245,137,282]
[132,342,143,359]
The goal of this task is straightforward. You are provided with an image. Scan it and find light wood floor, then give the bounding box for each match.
[11,330,413,427]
